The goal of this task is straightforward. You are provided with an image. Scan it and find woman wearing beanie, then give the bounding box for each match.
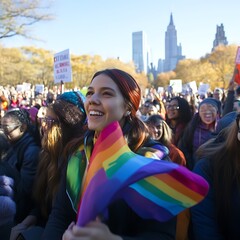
[10,91,87,240]
[178,98,221,170]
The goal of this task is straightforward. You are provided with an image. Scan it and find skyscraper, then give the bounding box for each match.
[132,31,150,73]
[163,13,185,72]
[212,23,228,51]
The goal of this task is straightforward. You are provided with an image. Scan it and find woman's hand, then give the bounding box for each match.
[10,223,28,240]
[62,221,122,240]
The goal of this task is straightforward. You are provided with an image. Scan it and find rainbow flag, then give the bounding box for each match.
[77,121,209,226]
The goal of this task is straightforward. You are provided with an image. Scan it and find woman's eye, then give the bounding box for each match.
[86,91,93,96]
[102,91,113,96]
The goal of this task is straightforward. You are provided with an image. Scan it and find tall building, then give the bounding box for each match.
[163,13,185,72]
[212,23,228,51]
[132,31,150,73]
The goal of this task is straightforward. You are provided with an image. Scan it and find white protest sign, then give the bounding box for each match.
[16,85,24,92]
[23,82,31,91]
[188,81,198,94]
[198,83,209,95]
[54,49,72,83]
[169,79,182,93]
[235,46,240,64]
[157,87,164,93]
[35,84,45,94]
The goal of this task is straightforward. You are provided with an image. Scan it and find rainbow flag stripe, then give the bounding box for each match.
[77,121,209,226]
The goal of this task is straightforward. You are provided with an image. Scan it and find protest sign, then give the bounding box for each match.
[54,49,72,83]
[169,79,182,93]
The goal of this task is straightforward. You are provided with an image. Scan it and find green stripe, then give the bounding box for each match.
[66,149,86,211]
[105,152,134,177]
[135,178,184,205]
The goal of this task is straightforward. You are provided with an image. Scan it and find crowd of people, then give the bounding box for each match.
[0,66,239,240]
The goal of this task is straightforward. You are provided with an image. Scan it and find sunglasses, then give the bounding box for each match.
[1,124,21,133]
[166,104,180,110]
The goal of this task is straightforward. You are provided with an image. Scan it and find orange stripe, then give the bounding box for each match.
[83,137,127,193]
[89,129,122,162]
[154,173,203,202]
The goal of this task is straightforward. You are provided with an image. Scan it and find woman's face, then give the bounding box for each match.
[199,103,218,125]
[1,117,23,142]
[85,74,128,133]
[166,99,180,120]
[149,119,163,140]
[39,108,59,136]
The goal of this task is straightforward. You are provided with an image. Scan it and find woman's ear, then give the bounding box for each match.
[20,124,27,132]
[125,111,131,117]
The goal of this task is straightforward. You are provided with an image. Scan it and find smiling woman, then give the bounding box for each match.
[41,69,210,240]
[42,69,178,240]
[178,98,221,170]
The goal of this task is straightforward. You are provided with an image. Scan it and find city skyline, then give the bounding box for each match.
[1,0,240,66]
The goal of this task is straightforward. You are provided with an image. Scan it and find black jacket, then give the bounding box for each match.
[4,132,40,223]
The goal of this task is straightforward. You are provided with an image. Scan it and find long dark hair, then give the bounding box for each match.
[91,69,150,151]
[33,94,87,218]
[166,96,192,124]
[196,121,240,238]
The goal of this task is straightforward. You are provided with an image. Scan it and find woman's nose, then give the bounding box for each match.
[88,93,100,105]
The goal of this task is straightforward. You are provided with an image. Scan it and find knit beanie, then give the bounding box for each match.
[199,98,222,114]
[0,196,16,225]
[53,91,86,127]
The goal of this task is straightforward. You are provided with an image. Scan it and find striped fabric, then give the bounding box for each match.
[77,121,209,226]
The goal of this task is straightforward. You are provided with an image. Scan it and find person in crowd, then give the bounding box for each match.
[191,115,240,239]
[145,114,186,166]
[165,96,192,146]
[9,93,20,109]
[221,66,239,116]
[36,106,47,138]
[1,108,41,223]
[145,114,189,240]
[213,88,225,104]
[42,69,177,240]
[9,91,87,240]
[0,95,9,112]
[178,98,221,170]
[43,69,209,240]
[139,100,159,121]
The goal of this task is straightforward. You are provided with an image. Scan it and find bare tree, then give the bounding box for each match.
[0,0,53,39]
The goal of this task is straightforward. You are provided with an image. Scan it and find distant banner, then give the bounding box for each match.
[54,49,72,83]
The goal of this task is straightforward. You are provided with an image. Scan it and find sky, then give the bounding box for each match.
[1,0,240,67]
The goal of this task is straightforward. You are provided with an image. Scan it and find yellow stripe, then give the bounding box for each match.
[144,175,200,205]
